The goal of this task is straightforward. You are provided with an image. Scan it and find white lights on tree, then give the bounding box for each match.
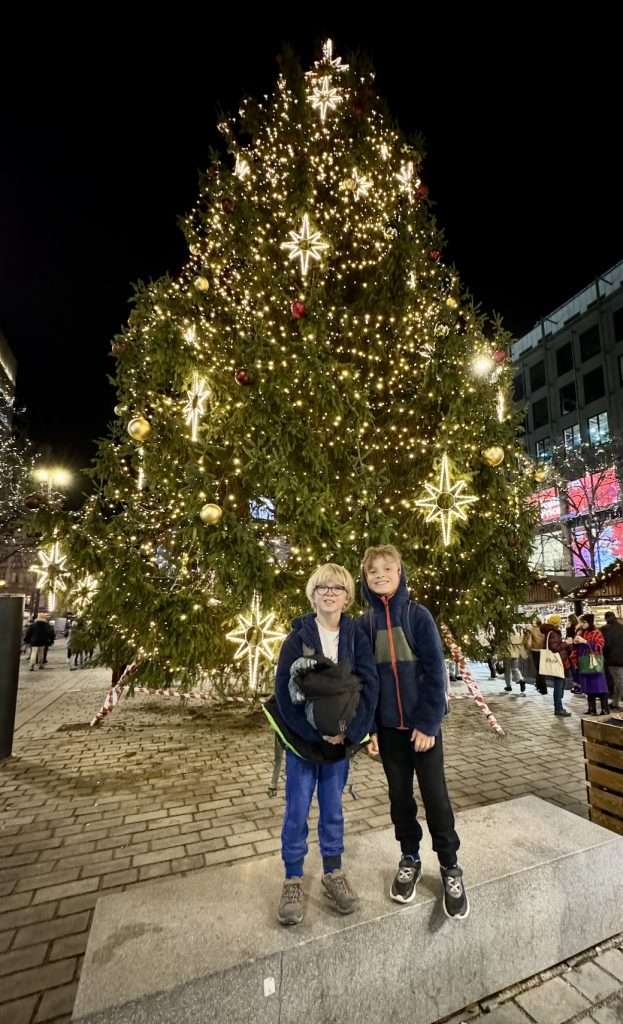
[184,372,210,442]
[234,154,251,180]
[414,454,478,547]
[73,574,99,613]
[282,214,329,277]
[34,541,68,612]
[350,169,372,201]
[226,592,287,691]
[496,390,506,423]
[396,161,418,197]
[472,352,495,377]
[137,446,145,492]
[309,75,343,123]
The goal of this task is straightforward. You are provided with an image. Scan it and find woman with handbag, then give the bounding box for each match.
[571,614,609,716]
[538,615,570,717]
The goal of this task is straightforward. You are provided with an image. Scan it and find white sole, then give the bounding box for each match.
[442,893,470,920]
[389,885,418,904]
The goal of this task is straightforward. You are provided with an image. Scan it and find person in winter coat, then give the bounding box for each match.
[570,614,609,715]
[269,563,378,927]
[24,614,52,671]
[356,544,469,921]
[602,612,623,710]
[538,615,570,716]
[501,627,526,693]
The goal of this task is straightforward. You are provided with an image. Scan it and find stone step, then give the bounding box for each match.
[72,795,623,1024]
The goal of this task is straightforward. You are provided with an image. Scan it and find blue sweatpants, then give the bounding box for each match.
[281,751,349,877]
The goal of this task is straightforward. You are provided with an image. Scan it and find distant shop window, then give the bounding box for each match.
[613,307,623,343]
[532,397,549,430]
[579,325,601,361]
[529,360,546,391]
[588,411,609,445]
[563,424,581,450]
[535,438,551,461]
[559,380,577,415]
[556,343,573,375]
[583,366,605,404]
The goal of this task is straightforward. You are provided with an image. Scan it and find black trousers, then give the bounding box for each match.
[377,727,460,868]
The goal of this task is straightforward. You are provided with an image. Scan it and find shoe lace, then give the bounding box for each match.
[329,874,352,897]
[397,866,416,883]
[444,873,463,898]
[283,881,303,903]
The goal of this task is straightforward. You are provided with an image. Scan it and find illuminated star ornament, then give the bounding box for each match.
[73,574,99,613]
[395,160,419,199]
[282,214,329,277]
[234,154,250,180]
[414,454,478,546]
[309,75,343,123]
[226,593,287,691]
[350,169,372,201]
[184,372,210,441]
[34,541,68,611]
[315,38,349,75]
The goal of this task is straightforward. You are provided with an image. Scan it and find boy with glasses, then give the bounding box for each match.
[270,563,378,925]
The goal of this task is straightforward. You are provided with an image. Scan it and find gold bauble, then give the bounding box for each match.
[200,503,223,526]
[127,416,151,442]
[534,466,548,483]
[194,276,210,292]
[482,446,505,467]
[114,404,127,417]
[446,296,459,309]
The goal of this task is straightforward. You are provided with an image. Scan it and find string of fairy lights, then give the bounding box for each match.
[62,38,535,678]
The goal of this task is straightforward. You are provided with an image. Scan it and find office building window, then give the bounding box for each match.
[556,343,573,375]
[535,438,551,461]
[563,424,581,450]
[513,373,525,401]
[579,325,601,361]
[532,397,549,430]
[530,532,567,574]
[588,411,609,445]
[529,360,546,391]
[559,380,577,415]
[583,366,605,404]
[613,307,623,343]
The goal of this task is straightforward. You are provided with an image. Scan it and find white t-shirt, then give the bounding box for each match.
[316,622,340,663]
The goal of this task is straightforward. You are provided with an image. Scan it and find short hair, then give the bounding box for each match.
[580,613,595,629]
[605,612,616,622]
[305,563,355,609]
[361,544,402,578]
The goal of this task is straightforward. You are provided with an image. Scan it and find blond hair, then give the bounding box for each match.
[305,563,355,609]
[361,544,402,578]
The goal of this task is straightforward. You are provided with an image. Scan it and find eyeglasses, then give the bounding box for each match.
[314,585,347,595]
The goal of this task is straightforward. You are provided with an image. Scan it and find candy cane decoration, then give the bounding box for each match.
[441,624,505,736]
[90,661,139,727]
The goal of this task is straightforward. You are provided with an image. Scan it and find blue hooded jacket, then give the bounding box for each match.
[356,568,447,736]
[275,613,379,747]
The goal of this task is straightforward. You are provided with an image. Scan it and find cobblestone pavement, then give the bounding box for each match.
[1,642,622,1023]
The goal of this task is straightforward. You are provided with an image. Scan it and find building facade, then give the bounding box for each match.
[512,261,623,578]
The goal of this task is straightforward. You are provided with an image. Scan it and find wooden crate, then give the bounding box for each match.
[582,718,623,836]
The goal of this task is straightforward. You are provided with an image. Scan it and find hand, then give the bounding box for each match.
[411,729,435,752]
[366,734,379,757]
[322,734,345,745]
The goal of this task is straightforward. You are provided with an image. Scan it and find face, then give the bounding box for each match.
[365,557,401,597]
[313,579,349,616]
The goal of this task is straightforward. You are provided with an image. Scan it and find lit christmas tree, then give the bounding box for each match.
[66,40,534,687]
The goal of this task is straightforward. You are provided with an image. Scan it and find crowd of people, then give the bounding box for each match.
[22,613,95,672]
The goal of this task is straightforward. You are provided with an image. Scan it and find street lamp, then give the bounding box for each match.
[33,466,72,498]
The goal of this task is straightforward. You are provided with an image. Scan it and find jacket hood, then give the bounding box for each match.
[291,612,349,647]
[360,564,410,610]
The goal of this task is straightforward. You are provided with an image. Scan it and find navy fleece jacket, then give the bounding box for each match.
[355,568,447,736]
[275,613,379,745]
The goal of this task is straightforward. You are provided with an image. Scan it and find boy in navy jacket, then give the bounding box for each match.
[356,544,469,920]
[273,563,378,926]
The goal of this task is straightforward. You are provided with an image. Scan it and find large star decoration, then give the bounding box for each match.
[184,372,210,442]
[73,574,99,612]
[414,454,478,547]
[314,38,349,75]
[226,593,287,691]
[34,541,69,610]
[281,214,329,277]
[309,76,343,123]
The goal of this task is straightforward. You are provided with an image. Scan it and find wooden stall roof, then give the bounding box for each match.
[570,560,623,602]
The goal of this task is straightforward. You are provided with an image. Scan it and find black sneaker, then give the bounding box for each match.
[390,856,422,904]
[440,865,469,920]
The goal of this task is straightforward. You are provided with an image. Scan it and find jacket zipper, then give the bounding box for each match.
[382,596,407,729]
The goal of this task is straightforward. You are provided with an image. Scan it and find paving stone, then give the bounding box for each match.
[566,961,621,1002]
[12,911,90,949]
[34,981,78,1021]
[49,930,89,960]
[0,941,48,977]
[0,995,38,1024]
[592,996,623,1022]
[515,975,592,1023]
[0,957,76,1000]
[595,948,623,983]
[473,1002,534,1023]
[32,877,99,905]
[0,901,56,933]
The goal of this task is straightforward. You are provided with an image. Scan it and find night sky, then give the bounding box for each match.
[2,16,621,492]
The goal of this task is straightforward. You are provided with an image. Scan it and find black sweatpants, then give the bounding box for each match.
[377,727,460,868]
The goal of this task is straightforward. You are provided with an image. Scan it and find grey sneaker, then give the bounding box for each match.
[277,878,304,926]
[321,870,358,914]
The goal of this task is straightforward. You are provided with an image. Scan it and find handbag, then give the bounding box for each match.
[538,632,565,679]
[579,652,604,674]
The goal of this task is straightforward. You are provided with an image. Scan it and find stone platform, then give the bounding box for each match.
[72,795,623,1024]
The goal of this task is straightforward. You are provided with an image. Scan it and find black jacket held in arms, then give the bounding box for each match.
[297,656,362,737]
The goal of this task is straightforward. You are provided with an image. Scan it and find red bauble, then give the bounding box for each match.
[429,249,441,262]
[493,349,507,365]
[291,300,306,320]
[222,197,235,215]
[416,184,429,200]
[234,367,252,386]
